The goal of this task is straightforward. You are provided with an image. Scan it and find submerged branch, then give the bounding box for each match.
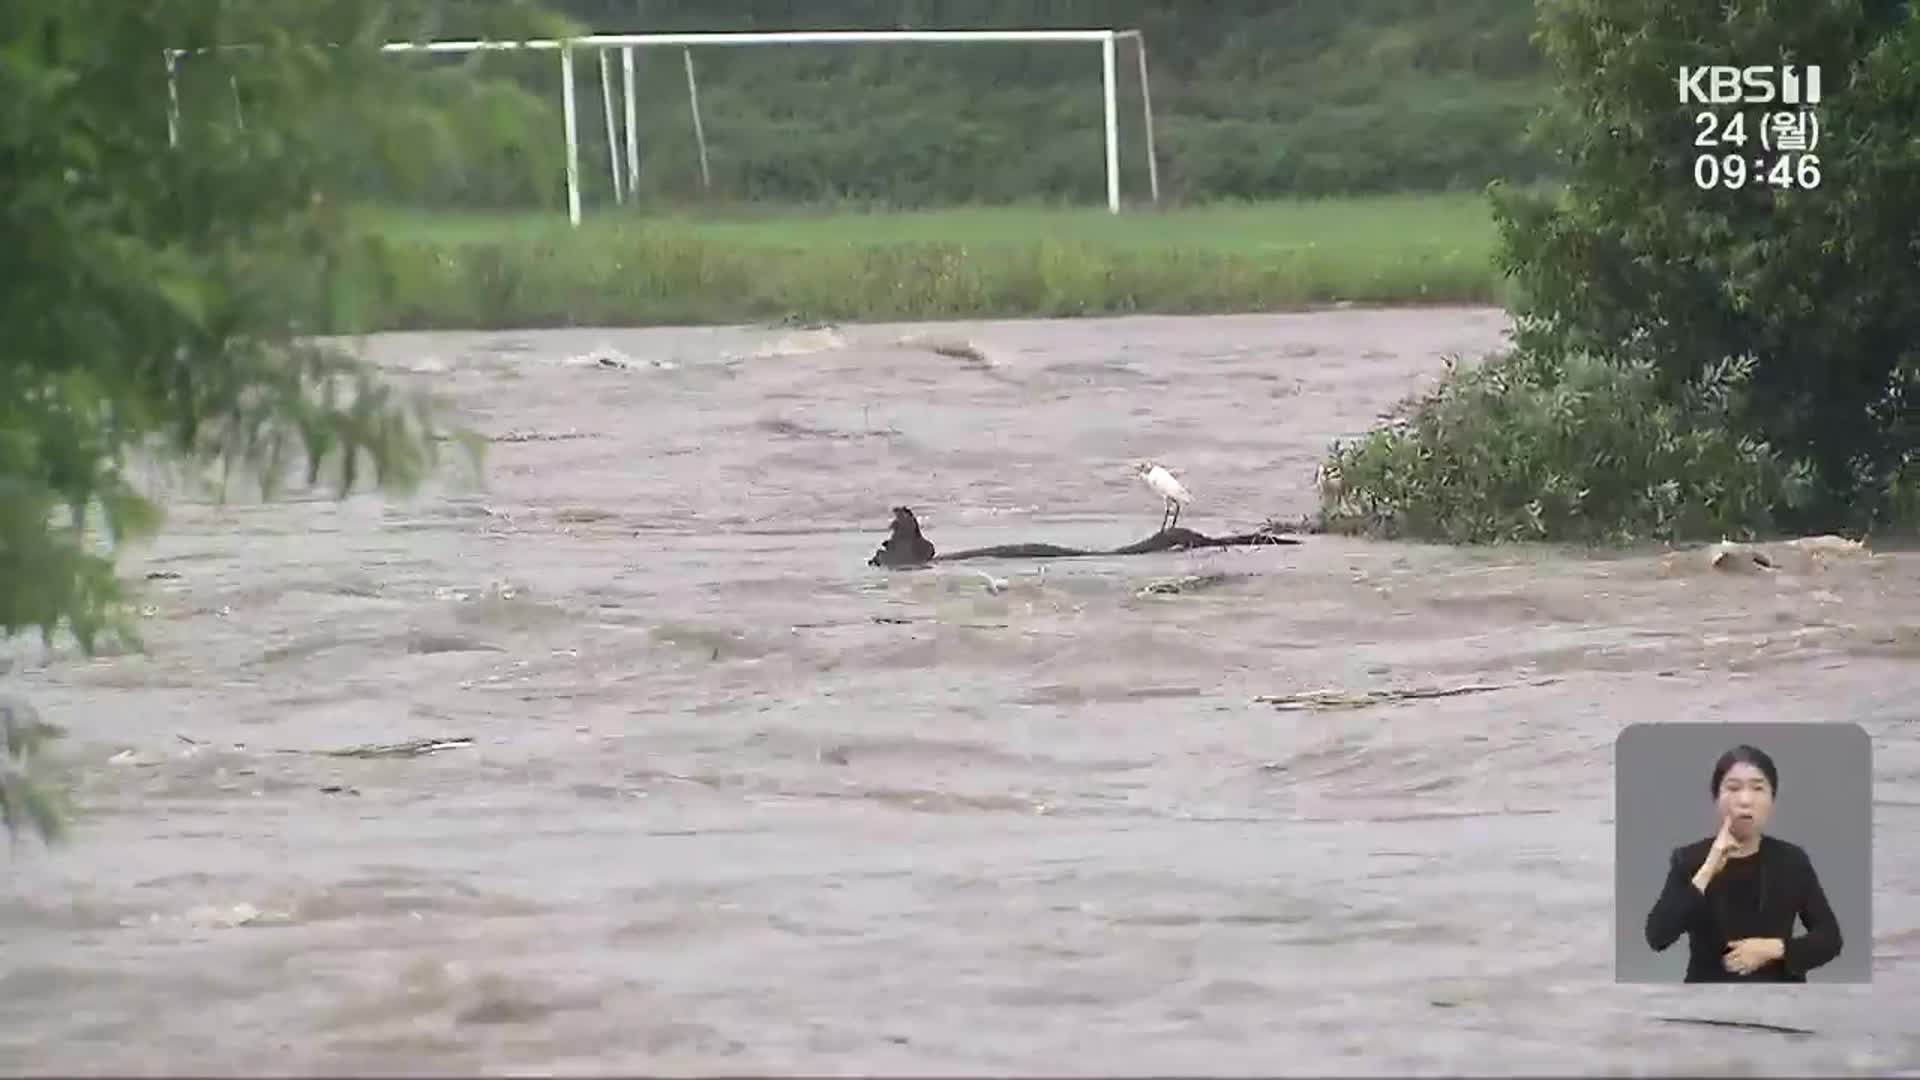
[867,506,1301,568]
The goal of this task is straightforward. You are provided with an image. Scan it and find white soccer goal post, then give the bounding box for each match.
[164,28,1161,225]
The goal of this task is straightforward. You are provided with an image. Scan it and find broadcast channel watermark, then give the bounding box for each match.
[1680,65,1823,192]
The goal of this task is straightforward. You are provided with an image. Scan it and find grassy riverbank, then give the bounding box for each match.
[346,194,1507,331]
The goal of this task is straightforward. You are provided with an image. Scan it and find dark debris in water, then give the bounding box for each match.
[490,428,599,444]
[314,737,476,760]
[757,415,902,441]
[456,996,555,1026]
[1256,677,1563,711]
[1138,571,1254,596]
[406,631,503,656]
[1657,1016,1816,1037]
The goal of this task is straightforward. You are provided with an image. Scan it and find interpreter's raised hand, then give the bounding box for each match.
[1692,814,1740,893]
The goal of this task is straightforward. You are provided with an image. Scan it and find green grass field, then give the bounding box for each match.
[347,194,1510,332]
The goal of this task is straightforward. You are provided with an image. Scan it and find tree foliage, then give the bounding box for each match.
[1489,0,1920,534]
[1318,350,1819,544]
[2,700,66,846]
[1322,0,1920,543]
[1,0,569,844]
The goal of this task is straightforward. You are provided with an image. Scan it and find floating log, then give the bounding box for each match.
[867,506,1300,568]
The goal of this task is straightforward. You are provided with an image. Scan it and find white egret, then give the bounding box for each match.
[1135,460,1193,532]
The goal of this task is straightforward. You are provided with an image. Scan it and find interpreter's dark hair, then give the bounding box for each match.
[1711,744,1779,797]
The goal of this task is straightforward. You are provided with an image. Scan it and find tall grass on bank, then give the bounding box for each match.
[2,699,65,845]
[1314,350,1841,545]
[341,195,1502,331]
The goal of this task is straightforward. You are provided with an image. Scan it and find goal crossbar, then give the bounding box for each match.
[164,28,1160,223]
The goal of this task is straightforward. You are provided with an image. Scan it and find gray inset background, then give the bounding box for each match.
[1614,721,1873,984]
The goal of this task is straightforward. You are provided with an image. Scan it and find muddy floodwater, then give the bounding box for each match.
[3,309,1917,1076]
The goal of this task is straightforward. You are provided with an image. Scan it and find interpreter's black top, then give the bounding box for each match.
[1644,834,1843,983]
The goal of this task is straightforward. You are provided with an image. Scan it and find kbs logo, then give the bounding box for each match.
[1678,65,1823,105]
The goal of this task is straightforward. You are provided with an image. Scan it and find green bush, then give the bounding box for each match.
[1318,0,1920,544]
[1492,0,1920,535]
[1316,349,1818,544]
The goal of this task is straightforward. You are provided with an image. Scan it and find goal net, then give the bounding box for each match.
[166,28,1161,224]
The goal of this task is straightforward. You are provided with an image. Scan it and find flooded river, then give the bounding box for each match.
[3,309,1916,1075]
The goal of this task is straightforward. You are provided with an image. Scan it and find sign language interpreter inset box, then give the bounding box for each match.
[1615,721,1871,984]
